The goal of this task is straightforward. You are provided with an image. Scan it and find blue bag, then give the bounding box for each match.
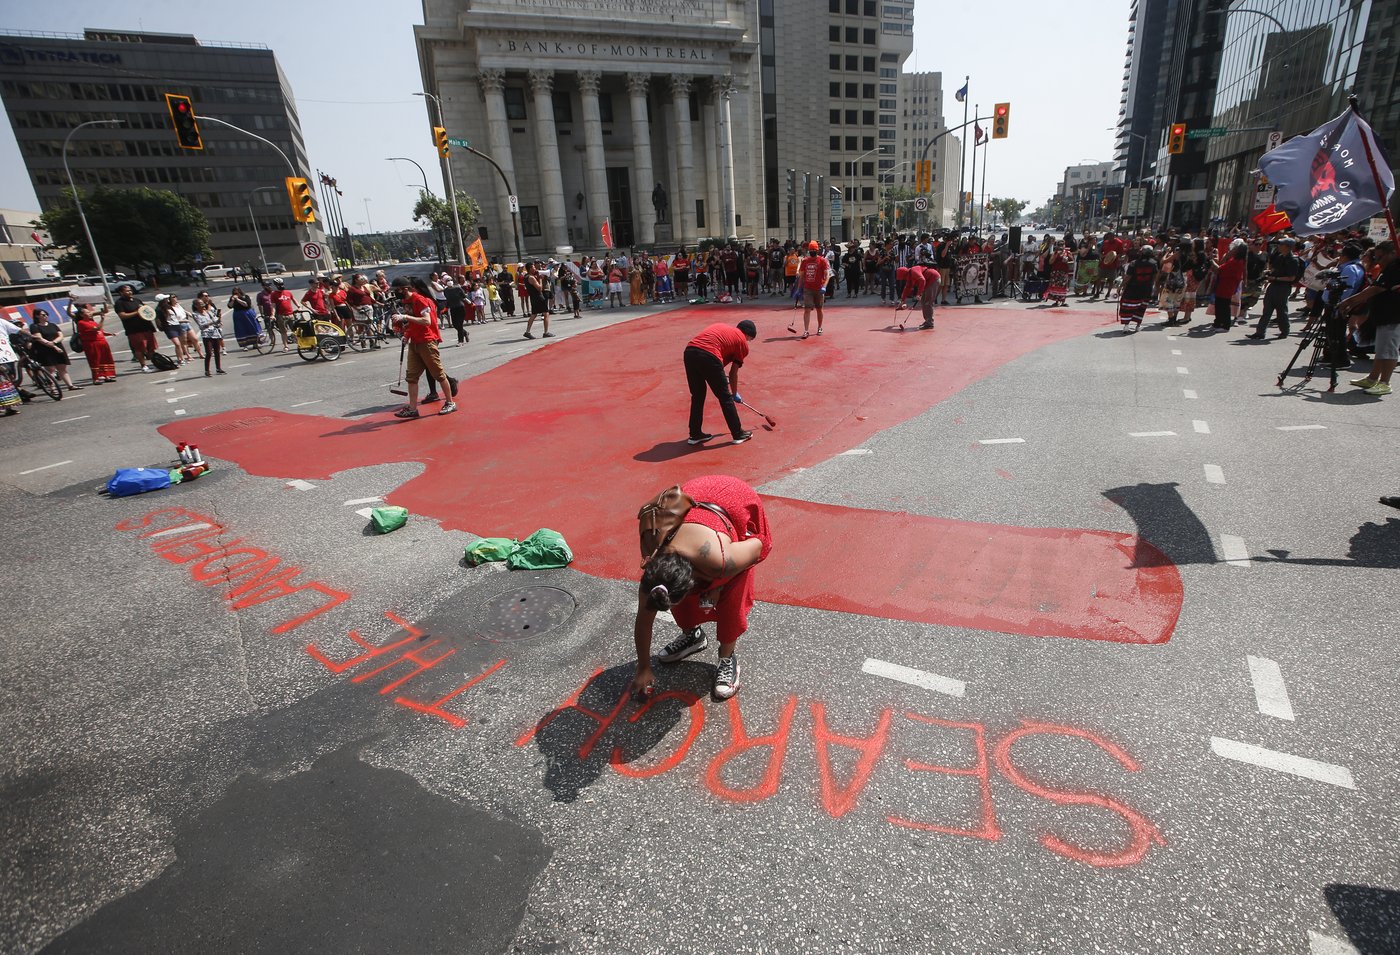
[105,467,173,497]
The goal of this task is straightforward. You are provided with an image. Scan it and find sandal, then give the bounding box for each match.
[393,407,420,419]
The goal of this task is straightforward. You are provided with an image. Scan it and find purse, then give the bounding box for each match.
[70,332,84,353]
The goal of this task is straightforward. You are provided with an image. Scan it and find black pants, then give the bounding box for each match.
[449,305,467,342]
[1255,282,1291,336]
[684,346,742,439]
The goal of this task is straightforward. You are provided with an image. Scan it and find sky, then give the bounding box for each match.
[0,0,1131,230]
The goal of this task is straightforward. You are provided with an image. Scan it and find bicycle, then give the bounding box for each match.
[15,345,63,401]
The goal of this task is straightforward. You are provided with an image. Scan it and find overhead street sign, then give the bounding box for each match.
[447,137,470,148]
[1186,127,1228,139]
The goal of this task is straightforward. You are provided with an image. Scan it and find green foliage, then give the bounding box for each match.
[987,197,1029,225]
[412,190,481,264]
[35,187,210,275]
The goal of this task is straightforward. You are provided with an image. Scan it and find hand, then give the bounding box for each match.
[731,393,743,405]
[629,667,655,703]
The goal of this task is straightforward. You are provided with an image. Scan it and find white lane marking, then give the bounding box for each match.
[450,362,472,370]
[1193,420,1211,434]
[18,460,73,475]
[165,387,175,393]
[1172,349,1183,355]
[1183,389,1198,399]
[286,479,315,491]
[1129,431,1177,437]
[229,362,251,368]
[355,507,376,518]
[344,496,382,506]
[1177,366,1190,375]
[60,392,87,400]
[174,410,187,416]
[862,658,966,698]
[166,393,198,403]
[1308,930,1361,955]
[1278,424,1327,431]
[978,438,1025,445]
[1210,737,1354,789]
[145,522,212,539]
[54,415,91,424]
[260,375,285,382]
[1247,655,1295,721]
[840,448,874,456]
[1166,335,1178,340]
[1220,534,1251,567]
[291,400,323,408]
[1203,464,1226,485]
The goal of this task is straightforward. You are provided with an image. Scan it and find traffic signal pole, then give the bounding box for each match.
[415,93,470,269]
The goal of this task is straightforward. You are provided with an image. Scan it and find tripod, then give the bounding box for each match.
[1276,285,1349,392]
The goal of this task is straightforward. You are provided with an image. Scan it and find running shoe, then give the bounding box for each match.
[658,627,707,663]
[687,432,714,446]
[713,653,741,700]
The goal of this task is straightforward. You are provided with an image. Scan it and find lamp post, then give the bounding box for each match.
[878,161,913,232]
[246,185,281,276]
[387,157,435,198]
[847,145,884,240]
[363,198,374,234]
[414,92,468,268]
[62,118,124,306]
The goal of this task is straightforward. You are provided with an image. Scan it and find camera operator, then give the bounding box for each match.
[1247,237,1305,339]
[1336,239,1399,397]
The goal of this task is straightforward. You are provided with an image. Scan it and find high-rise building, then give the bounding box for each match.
[1204,0,1399,225]
[897,71,953,228]
[0,29,324,273]
[414,0,913,256]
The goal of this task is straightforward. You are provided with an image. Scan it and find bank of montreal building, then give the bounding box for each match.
[416,0,913,258]
[0,29,324,271]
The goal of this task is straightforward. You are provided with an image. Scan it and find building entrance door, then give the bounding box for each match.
[606,167,634,249]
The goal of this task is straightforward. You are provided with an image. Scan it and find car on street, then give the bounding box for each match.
[263,262,286,274]
[199,264,235,279]
[78,273,146,292]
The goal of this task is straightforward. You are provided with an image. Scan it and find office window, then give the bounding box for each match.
[880,82,896,94]
[830,161,841,175]
[880,113,895,125]
[880,68,897,78]
[846,82,858,97]
[845,135,858,150]
[830,109,841,124]
[862,136,874,149]
[846,27,858,42]
[879,98,896,110]
[846,0,859,11]
[864,29,876,44]
[504,87,527,120]
[830,81,840,97]
[862,110,875,125]
[829,25,840,41]
[830,135,841,149]
[830,54,841,70]
[863,57,876,72]
[861,187,874,201]
[520,205,542,237]
[846,55,858,70]
[830,0,840,9]
[863,83,876,98]
[880,52,898,61]
[862,161,874,176]
[865,0,877,13]
[878,129,896,140]
[696,199,705,229]
[845,109,858,124]
[552,91,573,123]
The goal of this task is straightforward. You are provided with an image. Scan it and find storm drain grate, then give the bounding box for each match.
[477,587,576,642]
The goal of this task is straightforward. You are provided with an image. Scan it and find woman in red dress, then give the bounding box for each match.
[74,302,117,384]
[632,475,773,702]
[1046,242,1075,306]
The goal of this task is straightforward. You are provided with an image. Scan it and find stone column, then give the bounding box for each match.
[577,70,611,251]
[701,92,719,238]
[528,69,568,252]
[625,72,656,247]
[479,68,517,260]
[669,75,697,245]
[716,75,737,241]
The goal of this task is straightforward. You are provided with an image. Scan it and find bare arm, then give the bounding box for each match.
[630,594,657,699]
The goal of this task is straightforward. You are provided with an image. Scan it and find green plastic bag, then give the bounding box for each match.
[465,537,518,566]
[370,506,409,534]
[505,528,573,570]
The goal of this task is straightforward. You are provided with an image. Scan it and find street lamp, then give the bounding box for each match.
[61,118,124,306]
[246,185,281,276]
[847,145,885,239]
[387,157,434,198]
[363,197,374,234]
[413,92,468,268]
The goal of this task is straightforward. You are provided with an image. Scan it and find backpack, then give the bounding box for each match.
[638,485,733,562]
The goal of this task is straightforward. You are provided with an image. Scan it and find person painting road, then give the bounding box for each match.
[391,277,457,418]
[796,240,832,338]
[684,320,756,446]
[894,264,942,330]
[632,475,774,702]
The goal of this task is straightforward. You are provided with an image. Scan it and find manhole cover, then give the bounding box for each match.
[202,415,275,434]
[478,587,576,642]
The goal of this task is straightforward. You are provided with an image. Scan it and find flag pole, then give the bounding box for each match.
[969,105,978,231]
[958,76,969,227]
[1349,94,1397,243]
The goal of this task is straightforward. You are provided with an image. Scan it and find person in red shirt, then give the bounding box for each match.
[271,279,297,353]
[391,277,456,418]
[1212,243,1248,330]
[796,240,831,339]
[684,320,757,445]
[344,273,380,349]
[1094,232,1127,300]
[300,277,330,317]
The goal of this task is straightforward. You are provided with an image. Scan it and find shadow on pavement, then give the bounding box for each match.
[1258,518,1400,569]
[634,439,719,463]
[1325,884,1400,954]
[1104,481,1218,567]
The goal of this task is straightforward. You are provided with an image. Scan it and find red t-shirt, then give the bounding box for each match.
[798,254,830,290]
[273,290,297,316]
[301,287,328,313]
[345,286,374,307]
[1100,237,1126,269]
[401,291,441,343]
[688,322,749,367]
[896,266,924,296]
[1215,257,1246,297]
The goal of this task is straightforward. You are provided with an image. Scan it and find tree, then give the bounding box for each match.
[35,186,209,277]
[879,185,916,230]
[411,191,481,265]
[987,197,1029,226]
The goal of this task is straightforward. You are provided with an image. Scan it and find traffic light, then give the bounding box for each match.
[433,126,449,159]
[992,102,1010,139]
[916,160,932,192]
[786,168,795,196]
[1168,123,1187,154]
[164,93,202,150]
[285,177,316,223]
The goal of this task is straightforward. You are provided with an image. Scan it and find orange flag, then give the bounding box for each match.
[466,236,488,272]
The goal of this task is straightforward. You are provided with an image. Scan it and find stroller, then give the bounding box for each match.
[1021,275,1049,301]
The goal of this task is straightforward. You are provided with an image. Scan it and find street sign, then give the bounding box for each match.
[302,241,323,260]
[508,195,519,214]
[1186,127,1228,139]
[1266,130,1283,151]
[1125,187,1147,217]
[447,137,470,148]
[913,196,929,212]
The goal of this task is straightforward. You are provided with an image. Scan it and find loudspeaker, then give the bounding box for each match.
[1009,226,1022,254]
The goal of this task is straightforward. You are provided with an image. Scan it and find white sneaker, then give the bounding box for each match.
[140,365,152,373]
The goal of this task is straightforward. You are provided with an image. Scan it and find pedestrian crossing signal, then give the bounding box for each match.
[992,103,1010,139]
[164,93,202,150]
[1168,123,1187,154]
[285,177,316,223]
[916,160,932,192]
[433,126,449,159]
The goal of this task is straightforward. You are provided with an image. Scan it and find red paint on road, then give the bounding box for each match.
[164,303,1181,644]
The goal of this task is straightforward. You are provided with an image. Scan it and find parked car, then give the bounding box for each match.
[263,261,286,275]
[200,264,234,279]
[79,273,146,292]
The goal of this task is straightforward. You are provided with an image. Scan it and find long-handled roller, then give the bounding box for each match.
[736,397,777,428]
[389,336,408,396]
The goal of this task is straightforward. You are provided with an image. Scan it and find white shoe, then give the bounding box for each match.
[140,365,152,373]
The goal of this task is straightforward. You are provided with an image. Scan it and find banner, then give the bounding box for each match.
[1259,107,1395,235]
[1253,204,1291,235]
[465,236,488,272]
[600,218,613,250]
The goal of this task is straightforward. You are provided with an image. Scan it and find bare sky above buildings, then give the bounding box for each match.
[0,0,1130,231]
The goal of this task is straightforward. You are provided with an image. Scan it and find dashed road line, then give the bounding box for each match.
[354,507,376,519]
[166,393,198,403]
[1203,464,1226,485]
[1220,534,1251,567]
[1129,431,1176,437]
[1210,737,1354,789]
[862,658,966,698]
[1172,349,1183,355]
[1183,389,1199,399]
[229,362,251,368]
[1193,420,1211,433]
[978,438,1025,445]
[1176,366,1190,375]
[54,415,91,424]
[174,410,187,416]
[1247,655,1295,721]
[286,479,315,491]
[18,460,73,475]
[1278,424,1327,431]
[291,400,323,408]
[344,496,382,506]
[260,375,286,382]
[164,387,175,393]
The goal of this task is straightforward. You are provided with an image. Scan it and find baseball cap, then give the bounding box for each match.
[807,240,819,251]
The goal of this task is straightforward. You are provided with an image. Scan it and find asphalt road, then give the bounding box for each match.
[2,288,1396,955]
